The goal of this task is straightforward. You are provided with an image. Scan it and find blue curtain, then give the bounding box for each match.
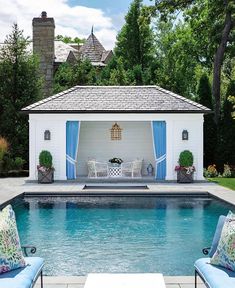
[152,121,166,180]
[66,121,80,180]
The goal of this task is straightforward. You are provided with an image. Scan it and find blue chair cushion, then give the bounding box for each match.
[0,257,44,288]
[195,257,235,288]
[209,215,226,257]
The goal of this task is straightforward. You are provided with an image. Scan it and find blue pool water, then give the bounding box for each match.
[13,195,234,276]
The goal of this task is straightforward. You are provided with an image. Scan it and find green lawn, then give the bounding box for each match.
[208,178,235,190]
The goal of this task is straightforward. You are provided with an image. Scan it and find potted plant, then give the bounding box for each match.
[175,150,195,183]
[109,157,123,166]
[37,150,54,183]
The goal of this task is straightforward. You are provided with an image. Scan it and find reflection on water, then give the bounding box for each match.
[12,195,234,276]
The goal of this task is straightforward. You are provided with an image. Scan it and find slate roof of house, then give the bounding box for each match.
[54,41,79,62]
[79,32,108,63]
[0,33,112,66]
[22,86,211,114]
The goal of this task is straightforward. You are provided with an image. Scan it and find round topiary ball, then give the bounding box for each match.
[179,150,193,167]
[39,150,53,169]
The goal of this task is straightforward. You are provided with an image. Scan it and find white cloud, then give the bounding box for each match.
[0,0,117,50]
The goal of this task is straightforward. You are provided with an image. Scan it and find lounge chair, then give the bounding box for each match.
[0,246,44,288]
[194,215,235,288]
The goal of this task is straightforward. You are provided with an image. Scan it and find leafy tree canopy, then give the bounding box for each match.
[55,35,85,44]
[0,24,42,162]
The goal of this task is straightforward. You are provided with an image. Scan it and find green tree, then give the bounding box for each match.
[216,80,235,168]
[0,24,42,163]
[55,35,85,44]
[197,74,216,167]
[154,18,200,98]
[115,0,154,71]
[53,62,74,93]
[53,59,97,92]
[228,95,235,118]
[152,0,235,124]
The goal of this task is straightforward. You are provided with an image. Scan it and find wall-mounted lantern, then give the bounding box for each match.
[44,130,51,140]
[182,130,188,140]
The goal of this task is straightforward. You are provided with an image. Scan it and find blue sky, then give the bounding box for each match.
[0,0,153,49]
[70,0,152,14]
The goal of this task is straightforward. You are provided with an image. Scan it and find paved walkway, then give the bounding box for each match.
[34,275,206,288]
[1,177,235,205]
[0,177,234,288]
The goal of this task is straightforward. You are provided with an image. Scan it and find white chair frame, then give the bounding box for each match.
[121,160,142,178]
[87,160,109,178]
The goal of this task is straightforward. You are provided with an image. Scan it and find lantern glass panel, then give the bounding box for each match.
[44,130,51,140]
[110,123,122,140]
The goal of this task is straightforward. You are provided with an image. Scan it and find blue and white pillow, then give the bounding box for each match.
[0,205,25,274]
[210,211,235,271]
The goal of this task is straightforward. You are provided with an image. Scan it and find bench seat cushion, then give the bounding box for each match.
[195,258,235,288]
[0,257,44,288]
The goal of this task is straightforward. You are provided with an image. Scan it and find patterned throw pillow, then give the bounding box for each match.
[0,205,26,273]
[210,211,235,271]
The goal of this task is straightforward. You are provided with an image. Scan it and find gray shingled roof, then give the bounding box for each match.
[79,33,105,63]
[22,86,211,113]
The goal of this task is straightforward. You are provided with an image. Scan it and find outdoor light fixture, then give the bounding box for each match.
[44,130,51,140]
[110,123,122,140]
[182,130,188,140]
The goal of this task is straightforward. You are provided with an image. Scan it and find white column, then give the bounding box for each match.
[58,120,67,180]
[166,120,174,180]
[197,115,204,180]
[29,117,37,180]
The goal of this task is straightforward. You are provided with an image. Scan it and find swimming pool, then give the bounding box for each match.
[13,195,234,276]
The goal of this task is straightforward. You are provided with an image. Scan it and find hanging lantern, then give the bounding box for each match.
[110,123,122,140]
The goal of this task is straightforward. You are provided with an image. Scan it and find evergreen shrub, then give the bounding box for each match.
[39,151,53,169]
[179,150,194,167]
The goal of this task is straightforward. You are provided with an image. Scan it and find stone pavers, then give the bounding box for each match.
[34,276,206,288]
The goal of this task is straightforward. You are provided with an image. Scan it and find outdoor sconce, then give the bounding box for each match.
[182,130,188,140]
[44,130,51,140]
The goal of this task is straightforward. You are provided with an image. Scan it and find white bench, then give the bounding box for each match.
[84,273,166,288]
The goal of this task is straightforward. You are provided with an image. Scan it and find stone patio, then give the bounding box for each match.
[1,177,234,288]
[34,275,206,288]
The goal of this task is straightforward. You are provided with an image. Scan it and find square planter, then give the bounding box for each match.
[38,169,54,184]
[177,170,194,183]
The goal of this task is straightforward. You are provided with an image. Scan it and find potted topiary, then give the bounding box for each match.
[37,150,54,183]
[175,150,195,183]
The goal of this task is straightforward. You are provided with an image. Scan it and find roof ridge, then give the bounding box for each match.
[66,85,156,88]
[155,86,210,111]
[22,86,79,111]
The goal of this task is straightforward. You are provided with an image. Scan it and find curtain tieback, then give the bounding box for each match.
[156,154,166,164]
[66,154,77,164]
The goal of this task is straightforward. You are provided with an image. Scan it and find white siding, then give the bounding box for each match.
[29,113,204,181]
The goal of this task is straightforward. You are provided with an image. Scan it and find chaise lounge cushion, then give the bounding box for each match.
[195,257,235,288]
[0,256,44,288]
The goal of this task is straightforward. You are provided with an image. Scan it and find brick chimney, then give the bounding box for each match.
[33,11,55,97]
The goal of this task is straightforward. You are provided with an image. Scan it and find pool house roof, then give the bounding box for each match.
[22,86,211,114]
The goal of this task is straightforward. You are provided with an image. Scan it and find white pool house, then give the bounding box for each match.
[22,86,210,181]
